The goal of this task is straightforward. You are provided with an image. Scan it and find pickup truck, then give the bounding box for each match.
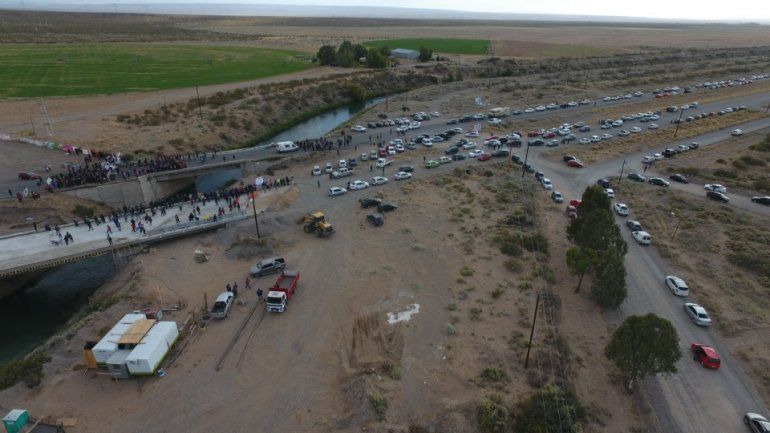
[375,158,393,168]
[266,270,300,313]
[332,167,353,179]
[250,256,286,277]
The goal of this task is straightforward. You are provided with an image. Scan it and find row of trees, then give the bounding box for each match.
[565,185,628,309]
[316,41,389,69]
[564,185,681,389]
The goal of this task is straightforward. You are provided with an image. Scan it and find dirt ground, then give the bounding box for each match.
[0,159,643,432]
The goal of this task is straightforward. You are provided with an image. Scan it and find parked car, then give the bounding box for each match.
[328,186,347,197]
[211,292,235,319]
[398,165,415,173]
[366,213,384,227]
[751,196,770,205]
[378,203,397,212]
[360,197,382,209]
[669,173,688,183]
[468,149,484,158]
[478,153,493,161]
[566,205,577,219]
[626,220,642,231]
[325,163,333,173]
[352,125,367,132]
[613,203,629,216]
[631,230,651,245]
[18,172,41,180]
[452,153,467,161]
[665,275,689,296]
[732,129,744,136]
[312,166,322,176]
[567,159,584,168]
[349,180,369,190]
[425,160,439,169]
[438,156,452,164]
[551,191,564,203]
[371,176,388,186]
[492,149,510,157]
[394,171,412,181]
[683,303,712,326]
[563,155,576,162]
[744,413,770,433]
[691,343,721,369]
[250,256,286,277]
[704,184,727,193]
[541,178,553,190]
[628,173,646,182]
[649,177,670,187]
[707,191,730,202]
[597,178,611,188]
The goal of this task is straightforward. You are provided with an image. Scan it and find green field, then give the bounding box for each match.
[0,44,314,98]
[364,38,490,55]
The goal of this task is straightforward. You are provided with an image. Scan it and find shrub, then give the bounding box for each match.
[514,385,586,433]
[714,169,737,179]
[477,397,508,433]
[739,155,766,166]
[504,259,522,272]
[470,307,483,321]
[72,204,95,218]
[445,323,457,336]
[370,392,388,421]
[481,367,509,382]
[0,352,51,390]
[460,266,475,277]
[491,287,505,299]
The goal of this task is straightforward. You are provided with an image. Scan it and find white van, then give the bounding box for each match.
[276,141,299,153]
[211,292,234,319]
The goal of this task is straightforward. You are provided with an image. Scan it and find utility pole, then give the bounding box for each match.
[524,292,544,369]
[521,143,531,178]
[195,84,203,121]
[618,159,626,183]
[252,199,261,239]
[29,110,35,137]
[673,107,685,138]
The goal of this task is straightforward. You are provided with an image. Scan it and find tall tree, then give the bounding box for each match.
[590,254,627,309]
[316,45,336,66]
[353,44,368,60]
[566,246,595,293]
[366,48,388,69]
[605,313,682,391]
[418,46,434,62]
[378,45,392,56]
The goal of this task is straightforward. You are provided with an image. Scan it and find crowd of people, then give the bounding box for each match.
[46,154,187,190]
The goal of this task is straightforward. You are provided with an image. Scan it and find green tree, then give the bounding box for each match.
[346,83,367,102]
[336,40,356,67]
[590,254,627,309]
[316,45,336,66]
[419,46,434,62]
[605,313,682,391]
[514,385,586,433]
[565,246,595,293]
[353,44,368,60]
[378,45,391,56]
[366,48,388,69]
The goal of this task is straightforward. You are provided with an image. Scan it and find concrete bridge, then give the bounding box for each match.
[61,158,265,208]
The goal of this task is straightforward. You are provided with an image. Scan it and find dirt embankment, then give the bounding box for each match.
[0,194,113,235]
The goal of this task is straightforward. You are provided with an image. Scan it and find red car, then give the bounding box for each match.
[478,153,493,161]
[527,130,541,137]
[567,159,584,168]
[542,132,557,139]
[691,343,721,369]
[569,199,582,208]
[18,172,41,180]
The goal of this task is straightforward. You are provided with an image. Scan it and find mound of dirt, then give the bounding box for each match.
[224,233,274,260]
[345,311,404,371]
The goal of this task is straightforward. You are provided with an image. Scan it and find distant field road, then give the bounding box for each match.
[0,43,315,98]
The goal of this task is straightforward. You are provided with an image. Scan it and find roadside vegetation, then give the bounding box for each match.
[364,38,490,55]
[0,351,51,390]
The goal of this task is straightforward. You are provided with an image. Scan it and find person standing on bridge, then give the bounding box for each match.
[107,225,112,234]
[107,234,113,246]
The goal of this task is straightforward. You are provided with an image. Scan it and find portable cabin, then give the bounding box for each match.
[92,313,147,364]
[106,350,131,379]
[125,321,179,375]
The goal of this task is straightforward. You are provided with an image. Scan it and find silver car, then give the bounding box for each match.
[683,303,712,326]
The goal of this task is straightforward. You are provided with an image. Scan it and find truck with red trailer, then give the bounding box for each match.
[266,270,300,313]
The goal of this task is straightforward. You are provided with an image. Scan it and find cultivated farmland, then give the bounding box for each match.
[0,44,314,98]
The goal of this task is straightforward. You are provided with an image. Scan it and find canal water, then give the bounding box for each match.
[0,97,386,363]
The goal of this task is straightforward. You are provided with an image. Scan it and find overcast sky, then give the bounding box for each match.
[18,0,770,21]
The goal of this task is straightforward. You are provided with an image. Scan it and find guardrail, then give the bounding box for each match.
[0,213,248,278]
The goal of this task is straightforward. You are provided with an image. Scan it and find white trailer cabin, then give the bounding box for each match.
[125,321,179,375]
[92,313,147,364]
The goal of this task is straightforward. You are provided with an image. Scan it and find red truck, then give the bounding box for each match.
[266,270,300,313]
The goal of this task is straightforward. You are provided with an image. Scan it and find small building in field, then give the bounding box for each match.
[391,48,420,60]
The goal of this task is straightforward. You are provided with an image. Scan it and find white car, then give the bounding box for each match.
[535,105,546,111]
[590,135,601,142]
[349,180,369,190]
[604,188,615,198]
[613,203,629,216]
[579,137,591,145]
[339,159,347,169]
[524,108,535,113]
[704,184,727,193]
[631,230,651,245]
[466,131,479,138]
[312,166,322,176]
[387,147,396,155]
[371,176,388,186]
[390,139,403,146]
[683,303,712,326]
[489,118,502,125]
[438,156,452,164]
[601,133,613,140]
[431,111,441,117]
[325,163,333,173]
[463,141,477,149]
[541,178,553,190]
[396,126,408,133]
[642,155,654,163]
[328,186,347,197]
[394,171,412,180]
[653,153,664,160]
[360,153,369,161]
[619,129,631,137]
[630,126,642,133]
[648,123,659,129]
[376,158,393,168]
[468,149,484,158]
[395,144,405,152]
[352,125,367,133]
[732,129,743,136]
[665,275,689,296]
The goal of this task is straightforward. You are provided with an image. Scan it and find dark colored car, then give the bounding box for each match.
[360,197,382,209]
[597,178,611,188]
[649,177,670,187]
[579,126,591,132]
[663,148,677,157]
[366,213,384,227]
[492,149,510,157]
[512,155,522,164]
[398,165,415,173]
[447,119,458,125]
[627,173,646,182]
[535,171,545,181]
[523,163,535,173]
[689,142,700,150]
[445,146,459,155]
[347,158,358,167]
[451,153,466,161]
[17,172,41,180]
[563,155,576,162]
[706,191,729,202]
[751,196,770,205]
[669,173,688,183]
[528,139,545,146]
[626,220,643,231]
[378,203,398,212]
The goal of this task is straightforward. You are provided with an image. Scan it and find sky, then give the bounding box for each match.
[11,0,770,21]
